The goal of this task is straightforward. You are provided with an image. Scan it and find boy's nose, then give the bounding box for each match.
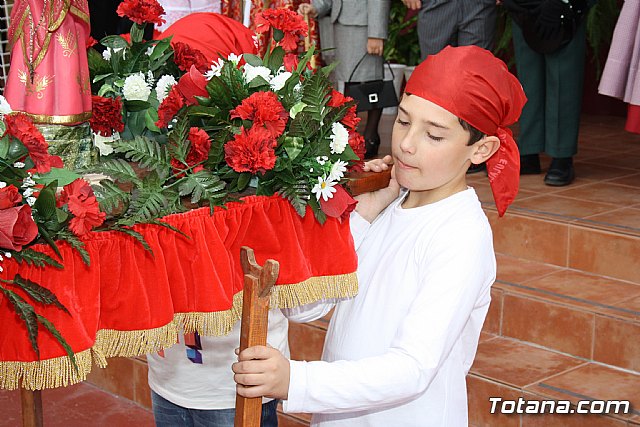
[398,132,417,154]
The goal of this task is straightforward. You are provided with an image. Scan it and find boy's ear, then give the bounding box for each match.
[470,135,500,165]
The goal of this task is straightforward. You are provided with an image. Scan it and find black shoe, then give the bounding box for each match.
[467,162,487,174]
[364,137,381,159]
[520,154,541,175]
[544,157,574,186]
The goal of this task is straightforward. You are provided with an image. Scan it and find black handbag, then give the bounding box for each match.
[344,54,399,113]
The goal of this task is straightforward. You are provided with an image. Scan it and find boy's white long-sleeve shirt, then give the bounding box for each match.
[283,188,496,426]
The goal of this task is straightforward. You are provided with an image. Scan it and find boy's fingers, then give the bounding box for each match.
[234,372,264,386]
[236,383,268,398]
[238,345,270,361]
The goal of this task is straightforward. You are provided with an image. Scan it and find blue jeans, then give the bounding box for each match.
[151,391,278,427]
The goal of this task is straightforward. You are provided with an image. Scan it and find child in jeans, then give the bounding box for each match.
[233,45,527,426]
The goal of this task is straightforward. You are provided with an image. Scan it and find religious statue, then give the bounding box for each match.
[5,0,96,168]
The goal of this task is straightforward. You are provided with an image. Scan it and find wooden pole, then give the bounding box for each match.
[20,389,43,427]
[302,11,317,70]
[234,247,279,427]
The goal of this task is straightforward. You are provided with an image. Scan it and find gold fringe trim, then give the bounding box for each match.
[270,272,359,309]
[0,349,92,391]
[175,292,244,337]
[92,321,179,367]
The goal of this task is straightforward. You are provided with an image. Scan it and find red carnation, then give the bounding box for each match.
[0,205,38,251]
[86,36,98,49]
[319,184,357,221]
[172,42,209,73]
[59,179,106,237]
[116,0,166,26]
[5,114,63,173]
[224,126,277,174]
[348,131,366,171]
[171,127,211,175]
[327,90,350,108]
[341,105,360,131]
[156,86,185,129]
[90,95,125,137]
[230,91,288,138]
[0,185,22,209]
[255,9,308,52]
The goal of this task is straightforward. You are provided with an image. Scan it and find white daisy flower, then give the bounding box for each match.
[204,59,224,80]
[122,72,151,101]
[23,188,34,198]
[102,47,125,61]
[13,162,25,168]
[242,64,271,84]
[26,197,37,206]
[22,175,35,188]
[312,175,337,202]
[270,71,292,91]
[328,160,348,182]
[0,95,12,115]
[227,53,242,65]
[316,156,327,166]
[92,131,119,156]
[0,182,6,189]
[329,122,349,154]
[155,75,177,102]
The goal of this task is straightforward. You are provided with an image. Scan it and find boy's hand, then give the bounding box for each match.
[232,345,290,400]
[355,155,400,222]
[297,3,318,18]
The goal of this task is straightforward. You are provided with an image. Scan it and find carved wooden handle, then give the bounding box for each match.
[344,169,392,196]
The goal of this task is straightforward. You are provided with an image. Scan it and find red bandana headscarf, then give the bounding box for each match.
[404,46,527,217]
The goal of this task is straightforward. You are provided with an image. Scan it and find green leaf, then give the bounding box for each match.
[268,46,285,73]
[149,37,172,62]
[187,105,222,119]
[130,23,145,44]
[125,100,151,112]
[35,168,81,187]
[95,158,142,185]
[35,313,77,372]
[55,231,91,266]
[128,187,169,222]
[243,53,264,67]
[100,35,130,50]
[177,170,227,204]
[94,179,131,216]
[288,112,320,139]
[237,172,252,192]
[8,137,28,160]
[145,108,160,133]
[283,136,304,160]
[0,133,10,159]
[33,182,58,221]
[12,275,70,314]
[37,226,62,260]
[248,76,270,89]
[113,135,170,171]
[117,227,153,255]
[12,248,63,269]
[0,287,39,357]
[273,28,284,42]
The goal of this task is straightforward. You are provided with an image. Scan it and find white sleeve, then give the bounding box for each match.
[349,210,371,250]
[284,222,496,414]
[281,300,335,323]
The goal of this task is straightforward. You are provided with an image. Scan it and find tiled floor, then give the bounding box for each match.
[1,113,639,426]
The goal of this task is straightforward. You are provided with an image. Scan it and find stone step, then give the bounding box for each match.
[468,335,640,427]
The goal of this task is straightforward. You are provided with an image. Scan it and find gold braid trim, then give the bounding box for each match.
[70,5,90,23]
[0,349,92,391]
[9,9,30,49]
[175,292,244,336]
[49,0,71,33]
[270,272,359,308]
[14,110,92,125]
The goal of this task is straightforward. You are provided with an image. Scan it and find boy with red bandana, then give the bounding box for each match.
[233,46,527,426]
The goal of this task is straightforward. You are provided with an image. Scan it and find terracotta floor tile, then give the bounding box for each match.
[601,294,640,322]
[580,154,640,171]
[593,316,640,372]
[524,364,640,420]
[495,254,562,285]
[609,173,640,188]
[502,295,594,358]
[569,163,638,181]
[471,338,584,388]
[488,212,569,267]
[630,415,640,425]
[575,146,614,162]
[555,182,640,206]
[467,375,522,427]
[517,173,579,194]
[483,288,502,335]
[520,401,627,426]
[504,270,640,314]
[479,332,499,343]
[511,194,619,221]
[569,226,640,283]
[579,207,640,235]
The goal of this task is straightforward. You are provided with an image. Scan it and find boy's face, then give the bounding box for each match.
[391,94,477,207]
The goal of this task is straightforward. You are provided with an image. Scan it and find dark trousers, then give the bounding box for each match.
[512,21,587,158]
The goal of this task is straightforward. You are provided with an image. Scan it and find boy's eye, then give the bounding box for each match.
[396,118,409,126]
[428,133,444,142]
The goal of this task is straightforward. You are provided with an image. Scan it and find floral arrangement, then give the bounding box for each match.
[90,4,366,226]
[0,99,108,360]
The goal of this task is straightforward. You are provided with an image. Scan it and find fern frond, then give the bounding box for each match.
[55,231,90,266]
[94,179,131,216]
[113,135,171,171]
[94,159,141,185]
[177,170,227,204]
[12,248,63,269]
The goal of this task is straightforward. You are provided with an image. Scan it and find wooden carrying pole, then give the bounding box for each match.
[21,389,43,427]
[234,247,279,427]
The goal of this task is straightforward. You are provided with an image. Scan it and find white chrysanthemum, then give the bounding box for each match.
[204,59,224,80]
[329,122,349,154]
[102,47,125,61]
[122,72,151,101]
[227,53,242,65]
[328,160,348,182]
[312,175,337,202]
[23,188,34,198]
[270,71,292,91]
[243,64,271,84]
[26,197,37,206]
[22,175,35,188]
[0,95,12,115]
[155,75,177,102]
[93,131,119,156]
